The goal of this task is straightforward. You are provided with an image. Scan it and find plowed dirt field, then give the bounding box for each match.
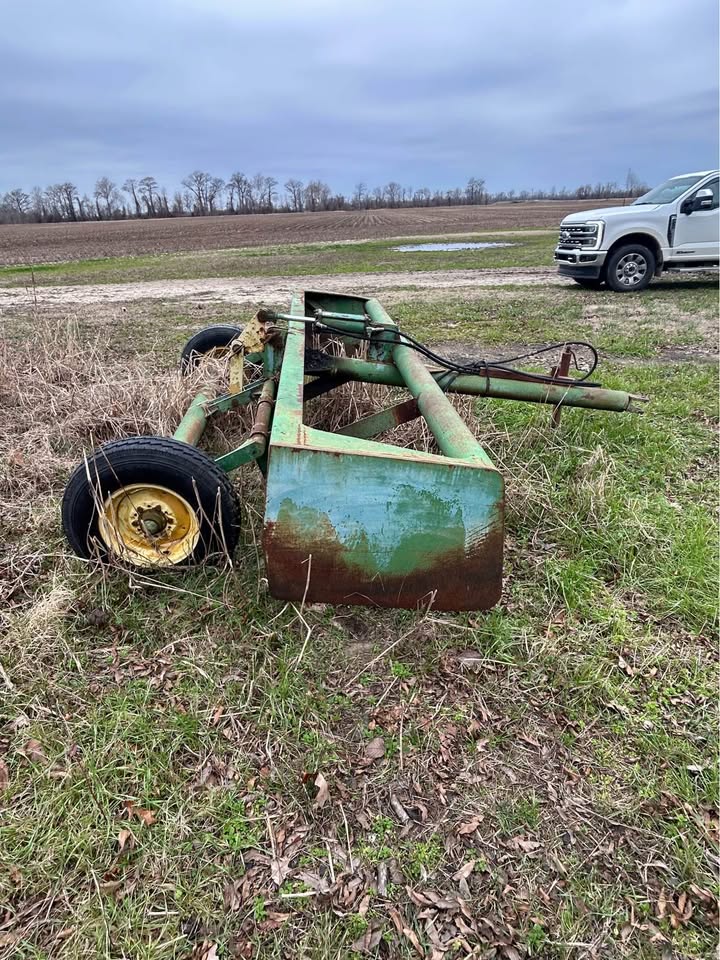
[0,199,623,265]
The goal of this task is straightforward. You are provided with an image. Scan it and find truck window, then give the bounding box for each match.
[633,174,707,205]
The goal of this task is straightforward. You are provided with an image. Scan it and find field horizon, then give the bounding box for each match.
[0,199,627,266]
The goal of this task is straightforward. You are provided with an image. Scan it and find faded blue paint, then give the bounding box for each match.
[265,450,502,575]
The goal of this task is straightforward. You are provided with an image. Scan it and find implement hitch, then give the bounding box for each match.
[62,290,646,611]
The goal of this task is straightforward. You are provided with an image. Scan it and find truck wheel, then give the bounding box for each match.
[573,279,604,289]
[62,436,240,566]
[606,244,655,292]
[180,324,244,372]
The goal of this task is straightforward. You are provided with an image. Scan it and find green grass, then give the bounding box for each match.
[0,289,718,959]
[393,281,717,358]
[0,231,555,286]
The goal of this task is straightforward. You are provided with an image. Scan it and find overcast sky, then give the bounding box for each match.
[1,0,718,198]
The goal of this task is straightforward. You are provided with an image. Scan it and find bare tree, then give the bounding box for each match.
[227,172,251,213]
[94,177,119,219]
[43,184,62,220]
[30,186,46,222]
[625,168,647,197]
[3,189,30,218]
[352,182,368,209]
[226,176,238,213]
[262,176,277,211]
[172,191,186,216]
[285,178,304,212]
[182,171,210,215]
[138,176,159,216]
[250,173,267,213]
[465,177,486,204]
[122,178,142,217]
[304,180,331,212]
[1,168,658,224]
[49,182,79,221]
[76,193,92,220]
[157,188,171,217]
[384,181,402,207]
[207,177,224,214]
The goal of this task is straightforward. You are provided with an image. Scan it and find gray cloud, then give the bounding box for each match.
[1,0,717,195]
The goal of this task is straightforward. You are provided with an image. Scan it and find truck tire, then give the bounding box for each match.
[573,279,604,289]
[605,244,655,292]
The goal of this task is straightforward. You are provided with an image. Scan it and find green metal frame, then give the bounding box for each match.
[172,290,642,610]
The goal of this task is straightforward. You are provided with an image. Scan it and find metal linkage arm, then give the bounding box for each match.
[314,357,644,413]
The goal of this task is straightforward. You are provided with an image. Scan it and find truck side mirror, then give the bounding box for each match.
[680,197,694,215]
[694,188,714,210]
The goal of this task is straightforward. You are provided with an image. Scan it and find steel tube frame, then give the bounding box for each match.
[393,339,492,463]
[214,378,276,472]
[314,357,636,413]
[173,291,640,486]
[174,392,210,446]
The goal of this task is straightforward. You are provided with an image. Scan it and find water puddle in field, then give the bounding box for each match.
[393,241,517,252]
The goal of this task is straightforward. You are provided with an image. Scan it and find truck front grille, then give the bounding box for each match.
[557,224,599,249]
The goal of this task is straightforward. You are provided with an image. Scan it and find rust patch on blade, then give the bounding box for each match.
[263,514,503,612]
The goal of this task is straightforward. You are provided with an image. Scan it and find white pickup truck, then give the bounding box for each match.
[554,170,719,291]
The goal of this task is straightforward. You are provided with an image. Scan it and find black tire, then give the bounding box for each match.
[605,244,655,292]
[573,278,604,289]
[62,436,240,565]
[180,324,243,372]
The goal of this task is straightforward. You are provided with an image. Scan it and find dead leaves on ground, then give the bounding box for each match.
[195,755,240,791]
[364,736,386,761]
[2,638,716,958]
[350,922,384,954]
[117,828,135,853]
[505,835,542,855]
[123,800,157,826]
[456,815,483,837]
[98,861,140,900]
[214,809,536,959]
[313,771,330,809]
[189,942,219,960]
[21,739,45,763]
[382,885,523,959]
[656,886,713,929]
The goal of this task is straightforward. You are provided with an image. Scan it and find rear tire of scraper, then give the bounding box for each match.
[180,324,244,372]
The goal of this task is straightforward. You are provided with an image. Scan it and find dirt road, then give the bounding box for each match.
[0,266,569,308]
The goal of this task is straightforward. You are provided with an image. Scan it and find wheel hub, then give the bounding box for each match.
[98,483,200,566]
[615,252,648,287]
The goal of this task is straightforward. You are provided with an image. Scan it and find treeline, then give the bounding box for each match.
[0,170,649,225]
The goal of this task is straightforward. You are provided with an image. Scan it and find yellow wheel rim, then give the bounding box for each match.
[98,484,200,567]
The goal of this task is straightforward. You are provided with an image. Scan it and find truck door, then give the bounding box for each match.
[672,177,719,260]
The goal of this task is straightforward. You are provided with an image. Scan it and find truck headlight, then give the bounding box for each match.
[585,221,604,248]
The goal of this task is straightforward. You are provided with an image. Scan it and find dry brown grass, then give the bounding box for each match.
[1,320,200,527]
